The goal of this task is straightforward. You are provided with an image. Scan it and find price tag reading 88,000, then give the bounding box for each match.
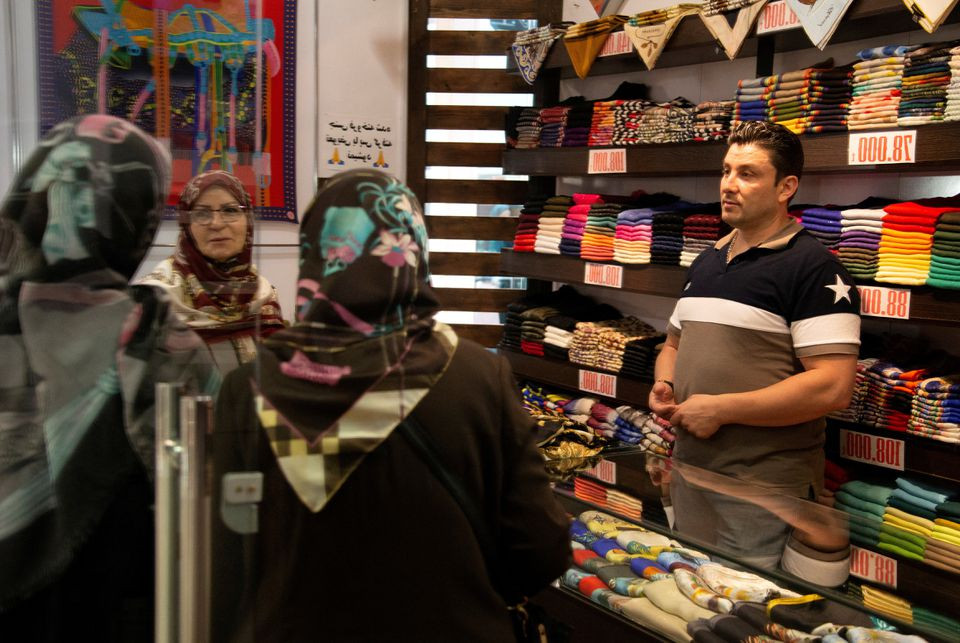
[857,285,910,320]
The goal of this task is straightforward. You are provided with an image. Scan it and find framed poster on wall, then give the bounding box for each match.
[36,0,298,222]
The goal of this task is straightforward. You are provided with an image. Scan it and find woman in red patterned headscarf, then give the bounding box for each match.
[140,170,285,371]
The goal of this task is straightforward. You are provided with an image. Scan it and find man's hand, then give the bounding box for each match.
[670,394,724,439]
[648,381,677,419]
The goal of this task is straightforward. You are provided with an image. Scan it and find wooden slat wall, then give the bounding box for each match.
[430,0,539,19]
[427,106,506,130]
[426,142,503,166]
[427,216,516,241]
[408,0,560,346]
[427,31,516,55]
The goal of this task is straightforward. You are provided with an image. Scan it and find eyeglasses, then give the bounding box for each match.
[186,205,248,225]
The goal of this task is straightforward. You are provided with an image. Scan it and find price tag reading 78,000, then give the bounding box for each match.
[848,130,916,166]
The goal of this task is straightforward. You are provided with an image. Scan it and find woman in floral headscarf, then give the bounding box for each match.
[0,115,218,640]
[140,170,285,371]
[211,169,569,642]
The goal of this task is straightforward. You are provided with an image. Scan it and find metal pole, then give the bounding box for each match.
[155,382,183,643]
[179,395,214,643]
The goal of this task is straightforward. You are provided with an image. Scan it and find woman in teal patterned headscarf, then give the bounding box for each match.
[0,115,219,640]
[211,169,569,642]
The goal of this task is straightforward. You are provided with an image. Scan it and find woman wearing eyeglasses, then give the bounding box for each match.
[140,170,285,371]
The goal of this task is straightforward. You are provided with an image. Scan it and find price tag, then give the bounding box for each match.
[588,148,627,174]
[756,0,801,34]
[578,369,617,398]
[857,285,911,320]
[584,262,624,288]
[583,458,618,484]
[839,429,905,471]
[599,30,632,57]
[850,546,898,588]
[848,130,917,166]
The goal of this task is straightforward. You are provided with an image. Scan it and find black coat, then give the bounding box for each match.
[211,338,571,642]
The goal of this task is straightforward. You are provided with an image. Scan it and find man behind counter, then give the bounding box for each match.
[649,120,861,570]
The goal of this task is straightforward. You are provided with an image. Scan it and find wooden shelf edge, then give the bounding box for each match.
[826,420,960,485]
[501,348,652,408]
[499,249,687,298]
[499,251,960,325]
[503,122,960,178]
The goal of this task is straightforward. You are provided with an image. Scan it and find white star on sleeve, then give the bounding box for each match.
[825,274,852,304]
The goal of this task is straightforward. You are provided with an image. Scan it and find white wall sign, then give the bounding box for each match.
[321,112,396,175]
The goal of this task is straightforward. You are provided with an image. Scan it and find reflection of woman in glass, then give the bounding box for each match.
[140,170,285,372]
[212,169,569,642]
[0,115,218,640]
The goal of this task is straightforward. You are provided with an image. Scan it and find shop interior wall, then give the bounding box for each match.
[560,1,960,350]
[0,0,410,323]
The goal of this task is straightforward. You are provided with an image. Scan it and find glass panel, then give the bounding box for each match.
[548,448,943,641]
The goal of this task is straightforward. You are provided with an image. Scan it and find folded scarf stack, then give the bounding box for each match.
[898,41,954,127]
[946,44,960,122]
[569,317,660,374]
[829,357,877,423]
[589,99,621,146]
[680,209,725,267]
[612,99,654,145]
[876,199,941,286]
[848,44,913,131]
[614,207,654,264]
[514,107,542,149]
[734,64,853,134]
[799,205,843,252]
[563,100,594,146]
[532,195,571,255]
[511,195,546,252]
[860,362,927,432]
[908,375,960,443]
[692,99,735,141]
[635,98,697,144]
[538,105,570,148]
[927,197,960,289]
[581,202,625,262]
[838,206,886,279]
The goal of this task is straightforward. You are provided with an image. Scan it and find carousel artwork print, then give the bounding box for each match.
[36,0,298,222]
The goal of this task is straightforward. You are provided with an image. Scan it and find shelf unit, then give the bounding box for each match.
[499,2,960,638]
[506,0,960,80]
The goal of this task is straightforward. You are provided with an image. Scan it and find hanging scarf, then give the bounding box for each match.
[0,115,219,609]
[140,170,284,344]
[256,169,457,512]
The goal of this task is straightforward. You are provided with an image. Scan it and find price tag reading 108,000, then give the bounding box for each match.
[848,130,916,166]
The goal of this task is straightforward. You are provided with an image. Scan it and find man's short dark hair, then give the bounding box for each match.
[727,121,804,183]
